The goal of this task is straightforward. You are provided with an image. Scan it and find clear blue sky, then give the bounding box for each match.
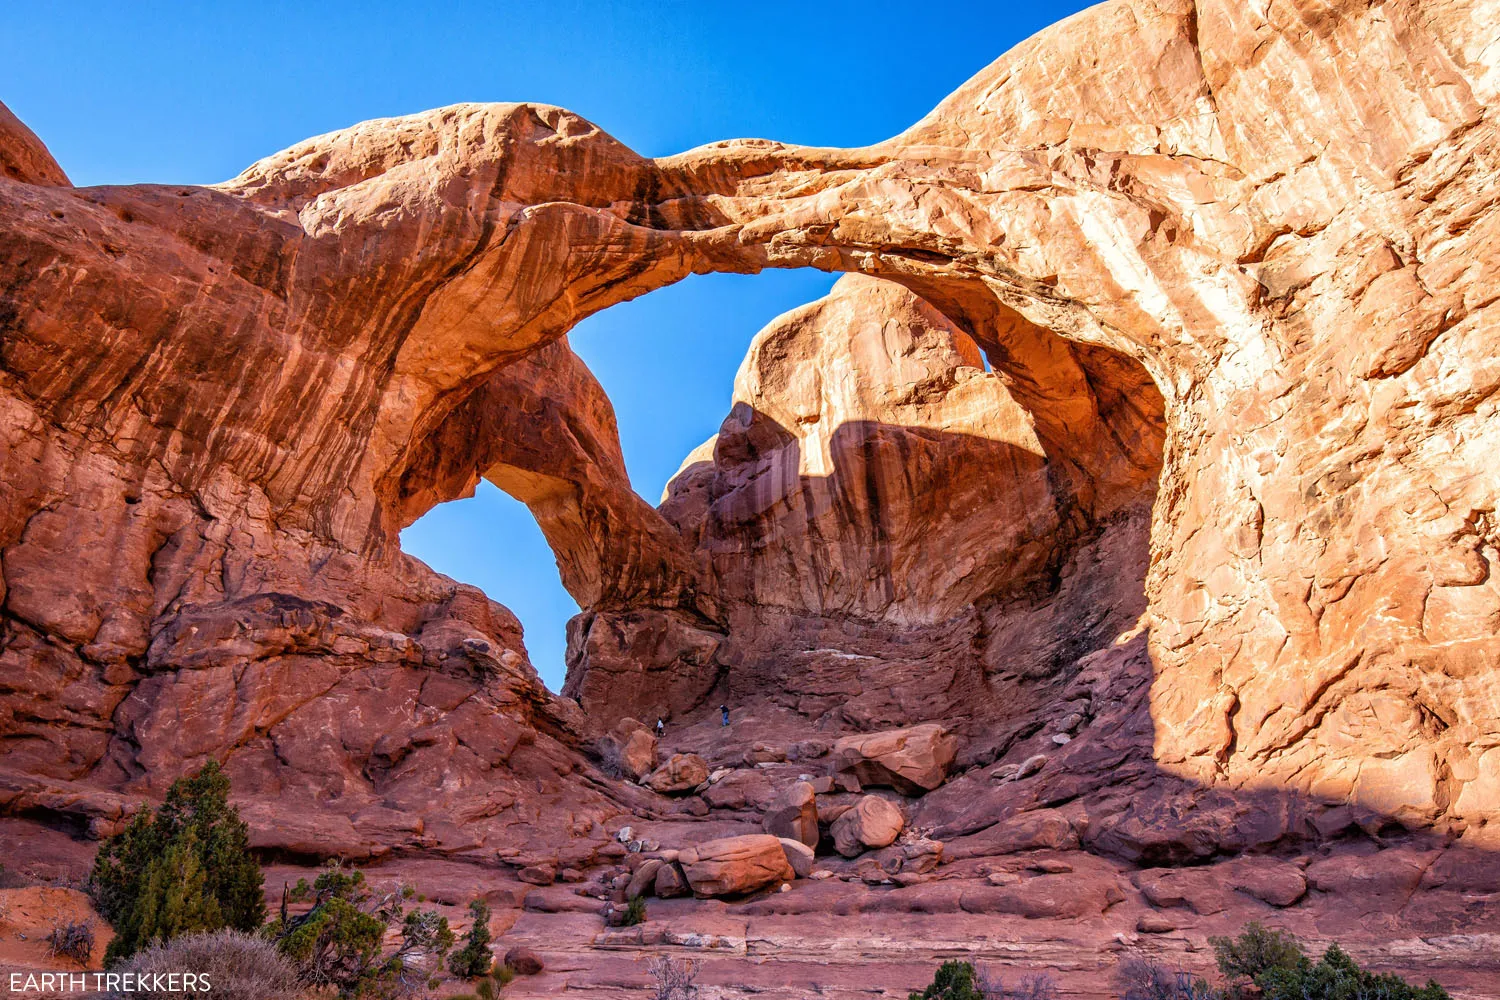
[3,0,1096,689]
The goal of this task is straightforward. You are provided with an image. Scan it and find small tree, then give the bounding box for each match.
[911,960,985,1000]
[447,898,493,979]
[266,864,451,999]
[1209,924,1450,1000]
[1209,922,1305,995]
[1255,943,1450,1000]
[91,761,265,963]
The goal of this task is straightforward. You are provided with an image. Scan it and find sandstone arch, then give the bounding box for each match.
[0,0,1496,861]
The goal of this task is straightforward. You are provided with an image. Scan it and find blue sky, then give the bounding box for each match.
[3,0,1096,689]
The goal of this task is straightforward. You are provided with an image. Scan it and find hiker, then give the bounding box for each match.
[655,717,665,738]
[720,704,730,727]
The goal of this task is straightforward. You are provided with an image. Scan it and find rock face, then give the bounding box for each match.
[0,0,1498,959]
[830,725,959,795]
[677,835,795,897]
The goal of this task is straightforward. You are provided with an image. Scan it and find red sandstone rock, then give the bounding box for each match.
[504,946,544,975]
[959,873,1124,920]
[830,725,958,795]
[0,0,1497,983]
[625,858,663,899]
[762,780,818,848]
[677,835,795,897]
[831,796,906,858]
[777,838,815,878]
[644,754,709,795]
[701,769,777,811]
[653,862,689,899]
[603,720,658,783]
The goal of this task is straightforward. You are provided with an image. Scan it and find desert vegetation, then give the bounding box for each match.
[648,954,700,1000]
[104,930,303,1000]
[83,763,516,999]
[906,926,1452,1000]
[89,761,265,964]
[44,919,94,966]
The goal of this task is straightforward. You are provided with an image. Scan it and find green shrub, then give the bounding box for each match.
[476,963,517,998]
[448,898,494,979]
[1210,921,1305,993]
[910,960,984,1000]
[625,894,647,926]
[1209,925,1449,1000]
[1256,943,1449,1000]
[266,862,451,999]
[91,761,265,963]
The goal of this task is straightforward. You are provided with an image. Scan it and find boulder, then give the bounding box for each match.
[789,740,831,761]
[645,753,710,794]
[518,864,556,886]
[830,724,957,794]
[778,838,815,878]
[831,796,905,858]
[626,858,663,899]
[1228,860,1308,908]
[945,808,1078,860]
[1132,867,1227,915]
[899,837,944,875]
[702,768,776,810]
[762,780,819,848]
[744,742,786,765]
[615,724,658,782]
[959,873,1125,919]
[677,834,795,897]
[504,946,544,975]
[1016,754,1048,779]
[654,862,690,898]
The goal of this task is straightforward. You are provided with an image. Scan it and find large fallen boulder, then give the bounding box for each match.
[959,873,1125,919]
[611,719,659,782]
[831,795,905,858]
[678,834,795,897]
[945,808,1079,860]
[763,780,818,848]
[645,753,710,794]
[830,724,957,795]
[702,768,776,810]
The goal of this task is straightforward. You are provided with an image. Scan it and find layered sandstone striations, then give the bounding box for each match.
[0,1,1499,992]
